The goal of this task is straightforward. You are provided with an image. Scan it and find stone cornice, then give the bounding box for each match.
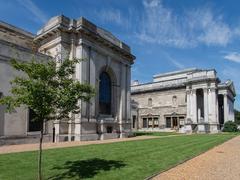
[0,39,50,61]
[34,15,135,63]
[131,85,186,95]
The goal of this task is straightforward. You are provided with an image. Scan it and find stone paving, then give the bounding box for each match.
[153,135,240,180]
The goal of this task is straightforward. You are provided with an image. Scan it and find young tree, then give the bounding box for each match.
[0,58,95,180]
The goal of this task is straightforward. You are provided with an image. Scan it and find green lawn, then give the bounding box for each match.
[0,134,236,180]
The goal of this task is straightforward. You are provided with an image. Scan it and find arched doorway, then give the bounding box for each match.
[99,72,111,115]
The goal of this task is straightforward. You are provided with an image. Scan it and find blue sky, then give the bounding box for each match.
[0,0,240,109]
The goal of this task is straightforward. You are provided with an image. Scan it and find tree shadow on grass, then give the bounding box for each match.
[48,158,126,179]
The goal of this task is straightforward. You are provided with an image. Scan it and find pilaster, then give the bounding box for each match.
[203,88,209,123]
[53,120,60,142]
[224,93,228,123]
[186,89,191,120]
[192,89,197,123]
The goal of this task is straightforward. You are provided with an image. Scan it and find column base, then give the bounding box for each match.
[197,123,209,133]
[209,123,220,133]
[183,123,198,133]
[100,133,119,140]
[77,133,99,141]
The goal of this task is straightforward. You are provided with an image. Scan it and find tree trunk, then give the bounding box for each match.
[38,128,43,180]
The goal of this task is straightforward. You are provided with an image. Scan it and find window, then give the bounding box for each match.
[99,72,111,114]
[106,126,113,133]
[28,109,41,132]
[179,116,185,126]
[166,117,171,128]
[148,118,152,128]
[132,115,136,128]
[148,98,152,107]
[154,118,159,128]
[143,118,147,128]
[172,96,177,107]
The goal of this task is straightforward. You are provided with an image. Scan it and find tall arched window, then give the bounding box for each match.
[99,72,111,114]
[172,96,177,107]
[148,98,152,107]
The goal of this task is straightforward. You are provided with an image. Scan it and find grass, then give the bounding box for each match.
[0,134,237,180]
[134,131,179,136]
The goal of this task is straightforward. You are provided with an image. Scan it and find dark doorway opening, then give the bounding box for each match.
[28,109,41,132]
[132,115,136,128]
[106,126,113,133]
[218,94,224,128]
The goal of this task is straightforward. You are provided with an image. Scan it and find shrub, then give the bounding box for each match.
[222,121,238,132]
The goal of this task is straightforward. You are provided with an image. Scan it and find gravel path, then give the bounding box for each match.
[0,135,182,154]
[153,135,240,180]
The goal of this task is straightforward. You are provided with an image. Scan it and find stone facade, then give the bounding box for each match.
[131,68,236,133]
[0,15,135,143]
[0,21,51,140]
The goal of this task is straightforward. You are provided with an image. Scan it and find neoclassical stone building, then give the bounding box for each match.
[0,15,135,144]
[131,68,235,133]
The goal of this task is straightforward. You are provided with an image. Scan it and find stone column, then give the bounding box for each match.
[224,93,228,123]
[119,63,126,138]
[68,33,76,141]
[126,65,131,134]
[89,48,96,119]
[208,88,219,133]
[74,46,83,141]
[100,120,104,140]
[54,120,60,142]
[203,88,209,123]
[68,120,72,141]
[74,114,81,141]
[211,88,217,123]
[186,90,191,121]
[192,89,197,123]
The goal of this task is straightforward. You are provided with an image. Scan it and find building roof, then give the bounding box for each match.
[0,20,35,38]
[131,68,222,94]
[218,80,236,96]
[35,15,135,62]
[153,68,199,79]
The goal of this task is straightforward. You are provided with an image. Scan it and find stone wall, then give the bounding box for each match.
[131,88,187,130]
[0,21,50,137]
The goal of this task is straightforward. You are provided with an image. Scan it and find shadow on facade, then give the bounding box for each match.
[48,158,126,179]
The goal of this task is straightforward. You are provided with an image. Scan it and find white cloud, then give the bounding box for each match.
[136,0,235,48]
[187,8,231,46]
[96,9,126,27]
[17,0,48,24]
[98,9,123,25]
[170,59,185,69]
[163,52,185,69]
[224,52,240,63]
[143,0,160,7]
[138,0,193,48]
